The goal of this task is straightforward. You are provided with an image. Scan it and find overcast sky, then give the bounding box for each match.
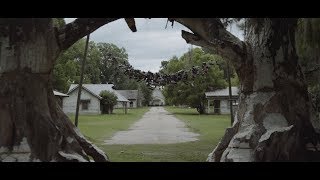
[65,18,243,72]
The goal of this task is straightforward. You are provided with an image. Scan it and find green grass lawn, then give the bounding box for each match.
[68,107,150,144]
[70,106,230,162]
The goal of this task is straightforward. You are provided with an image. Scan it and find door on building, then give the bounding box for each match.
[214,100,220,114]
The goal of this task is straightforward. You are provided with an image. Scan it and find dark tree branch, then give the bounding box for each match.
[124,18,137,32]
[181,30,242,64]
[56,18,120,51]
[172,18,247,68]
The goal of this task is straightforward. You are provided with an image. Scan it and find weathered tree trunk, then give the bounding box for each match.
[207,19,320,161]
[0,19,109,162]
[197,102,205,114]
[110,106,114,114]
[101,103,108,114]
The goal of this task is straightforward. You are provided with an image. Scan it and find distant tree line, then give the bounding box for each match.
[160,47,239,114]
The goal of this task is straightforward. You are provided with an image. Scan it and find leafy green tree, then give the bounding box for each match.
[159,56,181,74]
[97,43,138,90]
[84,41,102,84]
[99,90,118,114]
[138,82,153,106]
[161,48,227,114]
[231,73,240,86]
[53,39,101,92]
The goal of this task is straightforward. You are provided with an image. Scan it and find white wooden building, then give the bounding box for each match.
[62,84,129,114]
[149,87,165,106]
[205,87,239,114]
[116,90,139,108]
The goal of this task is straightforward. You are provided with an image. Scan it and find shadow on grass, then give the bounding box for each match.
[170,112,200,116]
[168,111,215,116]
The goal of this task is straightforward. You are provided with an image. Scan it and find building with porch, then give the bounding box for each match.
[116,90,140,108]
[205,87,239,114]
[62,84,129,114]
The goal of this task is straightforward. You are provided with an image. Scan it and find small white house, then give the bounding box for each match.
[63,84,129,114]
[149,87,165,106]
[205,87,239,114]
[116,90,139,108]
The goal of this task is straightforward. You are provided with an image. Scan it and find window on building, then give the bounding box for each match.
[81,100,90,110]
[130,101,133,107]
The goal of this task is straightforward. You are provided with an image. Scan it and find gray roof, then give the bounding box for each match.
[53,90,69,97]
[116,90,138,100]
[68,84,129,102]
[205,87,239,97]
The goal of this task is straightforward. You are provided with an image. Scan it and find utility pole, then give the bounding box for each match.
[188,44,193,69]
[227,60,234,125]
[75,34,90,127]
[227,24,234,126]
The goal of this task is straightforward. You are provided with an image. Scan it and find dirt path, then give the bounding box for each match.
[104,107,199,144]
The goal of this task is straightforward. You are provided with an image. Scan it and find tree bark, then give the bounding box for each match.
[174,18,320,161]
[0,18,110,162]
[56,18,119,51]
[208,18,320,161]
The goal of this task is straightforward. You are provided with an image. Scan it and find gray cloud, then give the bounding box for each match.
[65,18,243,72]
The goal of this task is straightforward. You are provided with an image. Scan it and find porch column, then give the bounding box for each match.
[125,102,127,114]
[207,99,210,114]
